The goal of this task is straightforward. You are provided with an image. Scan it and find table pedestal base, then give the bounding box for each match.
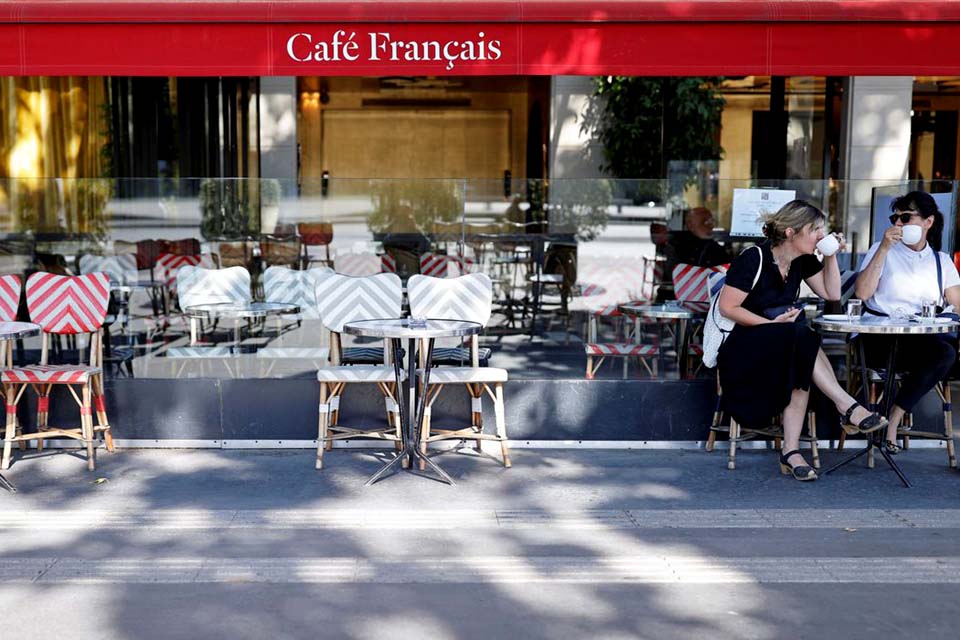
[822,430,911,488]
[364,336,456,486]
[824,336,910,488]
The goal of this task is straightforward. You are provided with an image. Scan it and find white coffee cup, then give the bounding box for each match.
[816,234,840,256]
[901,224,923,245]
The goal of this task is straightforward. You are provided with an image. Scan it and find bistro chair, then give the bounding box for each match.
[298,222,334,269]
[78,254,138,287]
[260,235,301,270]
[0,274,21,321]
[259,266,334,373]
[1,272,114,471]
[312,272,404,470]
[702,270,819,469]
[419,252,476,278]
[333,251,382,277]
[177,265,252,346]
[153,252,216,313]
[672,262,729,377]
[0,275,23,373]
[407,273,511,468]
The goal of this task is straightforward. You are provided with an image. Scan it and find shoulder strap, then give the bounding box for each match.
[934,248,945,306]
[712,245,765,334]
[750,245,763,289]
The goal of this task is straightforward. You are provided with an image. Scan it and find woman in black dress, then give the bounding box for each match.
[717,200,887,481]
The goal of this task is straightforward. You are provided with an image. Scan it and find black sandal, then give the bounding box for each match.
[841,402,888,435]
[881,440,902,455]
[779,449,818,482]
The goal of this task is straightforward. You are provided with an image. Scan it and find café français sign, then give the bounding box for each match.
[286,30,503,71]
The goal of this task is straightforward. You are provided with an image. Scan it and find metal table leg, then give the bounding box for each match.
[823,336,910,487]
[365,337,455,486]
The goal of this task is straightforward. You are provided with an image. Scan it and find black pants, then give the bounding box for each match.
[860,334,957,412]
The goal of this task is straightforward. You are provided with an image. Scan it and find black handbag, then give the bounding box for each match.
[761,303,806,323]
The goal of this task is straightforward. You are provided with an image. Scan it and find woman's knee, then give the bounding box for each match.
[936,342,957,376]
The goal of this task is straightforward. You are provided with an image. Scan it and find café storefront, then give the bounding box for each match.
[2,1,960,447]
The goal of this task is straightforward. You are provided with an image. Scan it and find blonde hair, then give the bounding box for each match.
[761,200,826,247]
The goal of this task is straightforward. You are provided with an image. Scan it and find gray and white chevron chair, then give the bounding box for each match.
[79,254,138,286]
[177,266,252,346]
[260,266,335,369]
[407,273,511,468]
[313,271,405,470]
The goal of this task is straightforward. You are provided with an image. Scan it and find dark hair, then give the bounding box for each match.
[761,200,826,247]
[890,191,944,251]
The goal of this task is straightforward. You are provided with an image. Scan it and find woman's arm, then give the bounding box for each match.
[718,285,801,326]
[945,285,960,310]
[855,228,900,300]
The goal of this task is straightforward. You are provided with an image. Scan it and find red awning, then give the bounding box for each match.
[3,1,960,75]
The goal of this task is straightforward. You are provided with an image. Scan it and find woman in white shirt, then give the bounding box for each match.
[855,191,960,454]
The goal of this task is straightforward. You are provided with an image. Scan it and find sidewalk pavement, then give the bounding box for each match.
[0,447,959,639]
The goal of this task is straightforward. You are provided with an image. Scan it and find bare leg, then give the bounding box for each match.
[811,348,874,424]
[782,387,810,468]
[885,405,906,442]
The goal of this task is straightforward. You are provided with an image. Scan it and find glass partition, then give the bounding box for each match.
[0,177,952,381]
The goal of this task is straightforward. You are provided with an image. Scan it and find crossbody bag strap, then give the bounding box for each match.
[934,247,945,307]
[713,245,764,333]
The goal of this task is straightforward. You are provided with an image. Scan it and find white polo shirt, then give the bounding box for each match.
[858,240,960,315]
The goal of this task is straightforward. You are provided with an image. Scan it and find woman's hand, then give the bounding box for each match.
[882,225,902,249]
[770,307,802,323]
[832,232,847,253]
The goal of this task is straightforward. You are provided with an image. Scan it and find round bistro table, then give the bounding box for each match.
[813,313,960,488]
[183,301,300,348]
[344,318,482,486]
[618,302,695,379]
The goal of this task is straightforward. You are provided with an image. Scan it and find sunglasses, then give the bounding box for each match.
[889,212,921,224]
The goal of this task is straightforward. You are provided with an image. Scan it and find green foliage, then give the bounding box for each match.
[200,178,280,239]
[547,179,612,242]
[582,77,726,183]
[368,180,463,234]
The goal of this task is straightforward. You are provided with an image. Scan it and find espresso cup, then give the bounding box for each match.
[901,224,923,245]
[816,234,840,256]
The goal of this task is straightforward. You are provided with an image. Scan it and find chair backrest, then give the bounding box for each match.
[298,222,333,246]
[177,266,252,310]
[840,269,859,305]
[260,236,301,268]
[263,266,333,319]
[673,263,730,303]
[334,251,382,277]
[79,254,138,286]
[154,253,207,292]
[0,274,22,322]
[26,272,110,334]
[314,272,402,333]
[418,253,477,278]
[407,273,493,326]
[707,270,727,303]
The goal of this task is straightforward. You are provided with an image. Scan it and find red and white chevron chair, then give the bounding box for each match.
[0,275,21,323]
[672,263,729,377]
[1,272,114,471]
[153,252,217,312]
[418,253,477,278]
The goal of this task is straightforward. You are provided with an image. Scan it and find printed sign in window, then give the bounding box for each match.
[730,188,797,237]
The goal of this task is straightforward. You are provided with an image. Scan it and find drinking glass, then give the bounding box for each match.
[921,300,938,322]
[846,298,863,322]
